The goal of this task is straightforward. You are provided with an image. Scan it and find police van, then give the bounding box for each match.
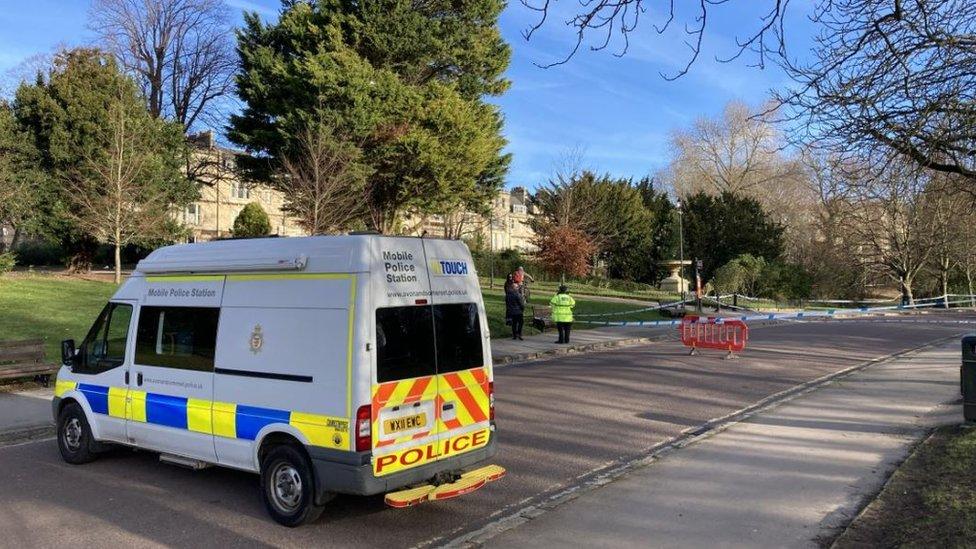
[52,235,502,526]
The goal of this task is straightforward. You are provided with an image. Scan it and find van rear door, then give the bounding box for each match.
[371,238,440,477]
[421,239,492,460]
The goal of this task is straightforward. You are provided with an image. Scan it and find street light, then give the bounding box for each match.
[676,198,685,305]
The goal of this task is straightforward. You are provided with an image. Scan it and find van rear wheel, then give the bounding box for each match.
[57,402,97,465]
[260,444,324,527]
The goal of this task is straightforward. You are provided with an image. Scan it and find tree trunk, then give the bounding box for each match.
[967,265,975,307]
[941,268,949,308]
[9,226,22,251]
[939,256,950,308]
[114,243,122,285]
[901,276,914,306]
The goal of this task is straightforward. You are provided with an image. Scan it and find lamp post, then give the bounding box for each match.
[677,198,685,304]
[488,205,495,289]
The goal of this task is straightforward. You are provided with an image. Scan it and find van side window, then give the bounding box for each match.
[433,303,484,373]
[135,306,220,372]
[376,306,436,382]
[78,302,133,374]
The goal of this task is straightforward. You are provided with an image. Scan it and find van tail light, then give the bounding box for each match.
[355,404,371,452]
[488,381,495,421]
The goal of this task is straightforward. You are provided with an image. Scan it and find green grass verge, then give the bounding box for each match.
[479,277,680,303]
[0,275,666,363]
[481,286,666,339]
[0,275,116,362]
[834,424,976,548]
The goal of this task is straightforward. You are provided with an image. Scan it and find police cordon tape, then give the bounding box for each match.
[572,295,976,327]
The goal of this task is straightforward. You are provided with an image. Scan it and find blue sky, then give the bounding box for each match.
[0,0,815,189]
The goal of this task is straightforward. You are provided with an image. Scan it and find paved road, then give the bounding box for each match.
[0,317,970,548]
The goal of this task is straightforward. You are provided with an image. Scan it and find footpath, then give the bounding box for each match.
[475,340,962,548]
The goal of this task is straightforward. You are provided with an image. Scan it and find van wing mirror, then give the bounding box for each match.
[61,339,76,366]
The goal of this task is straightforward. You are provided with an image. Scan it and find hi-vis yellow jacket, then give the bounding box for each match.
[550,293,576,323]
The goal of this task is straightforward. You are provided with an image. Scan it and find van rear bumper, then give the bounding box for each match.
[307,433,498,501]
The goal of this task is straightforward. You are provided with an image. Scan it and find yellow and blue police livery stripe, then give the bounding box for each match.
[146,393,190,430]
[62,382,349,450]
[77,384,110,415]
[236,404,291,440]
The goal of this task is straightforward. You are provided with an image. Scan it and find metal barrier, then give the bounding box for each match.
[680,316,749,359]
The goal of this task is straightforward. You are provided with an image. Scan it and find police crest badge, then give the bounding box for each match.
[249,324,264,354]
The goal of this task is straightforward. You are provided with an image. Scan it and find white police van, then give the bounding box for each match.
[53,235,501,526]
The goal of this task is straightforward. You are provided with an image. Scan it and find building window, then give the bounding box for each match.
[232,182,250,200]
[512,204,527,215]
[185,203,200,225]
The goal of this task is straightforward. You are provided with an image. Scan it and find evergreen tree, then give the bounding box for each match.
[681,191,784,282]
[13,49,193,270]
[229,0,511,233]
[233,202,272,237]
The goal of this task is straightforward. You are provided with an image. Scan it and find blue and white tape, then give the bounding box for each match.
[573,296,976,327]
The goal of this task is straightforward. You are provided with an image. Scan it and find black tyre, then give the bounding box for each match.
[259,444,325,527]
[57,401,98,465]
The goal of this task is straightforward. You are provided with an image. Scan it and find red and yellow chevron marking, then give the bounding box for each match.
[370,367,491,473]
[435,369,490,434]
[372,375,437,449]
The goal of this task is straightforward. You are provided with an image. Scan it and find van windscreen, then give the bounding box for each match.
[375,303,484,382]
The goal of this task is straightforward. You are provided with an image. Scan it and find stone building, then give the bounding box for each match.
[403,186,539,252]
[181,132,306,242]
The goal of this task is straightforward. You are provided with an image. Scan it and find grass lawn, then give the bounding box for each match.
[481,286,666,339]
[0,274,665,364]
[834,424,976,547]
[479,276,680,303]
[0,275,116,362]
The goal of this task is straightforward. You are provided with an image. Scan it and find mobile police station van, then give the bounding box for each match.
[52,235,503,526]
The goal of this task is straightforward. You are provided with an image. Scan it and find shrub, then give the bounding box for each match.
[0,251,16,274]
[12,240,63,266]
[760,262,813,302]
[233,202,272,238]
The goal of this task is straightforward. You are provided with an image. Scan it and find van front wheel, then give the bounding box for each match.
[260,445,324,527]
[57,402,97,465]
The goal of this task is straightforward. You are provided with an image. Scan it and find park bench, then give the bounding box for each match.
[531,305,553,332]
[0,339,56,386]
[661,303,687,318]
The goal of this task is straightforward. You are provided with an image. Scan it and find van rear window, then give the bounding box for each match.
[376,306,436,382]
[434,303,484,373]
[375,303,484,382]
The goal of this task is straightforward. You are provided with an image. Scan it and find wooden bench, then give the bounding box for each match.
[0,339,57,386]
[531,305,554,332]
[660,303,687,318]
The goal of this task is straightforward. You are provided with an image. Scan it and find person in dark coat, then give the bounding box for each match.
[504,275,525,340]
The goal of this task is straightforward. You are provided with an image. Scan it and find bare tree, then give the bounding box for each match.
[89,0,236,130]
[782,1,976,185]
[953,207,976,306]
[68,95,183,283]
[842,160,936,304]
[279,121,370,235]
[664,101,816,261]
[666,101,799,197]
[921,181,968,304]
[520,0,791,74]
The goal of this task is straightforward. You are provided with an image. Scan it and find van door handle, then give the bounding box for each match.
[136,372,143,386]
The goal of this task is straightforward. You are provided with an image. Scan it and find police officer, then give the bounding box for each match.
[550,285,576,344]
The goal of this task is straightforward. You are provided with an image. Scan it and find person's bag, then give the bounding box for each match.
[505,317,512,326]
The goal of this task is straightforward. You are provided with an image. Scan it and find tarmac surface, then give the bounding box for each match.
[0,315,970,548]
